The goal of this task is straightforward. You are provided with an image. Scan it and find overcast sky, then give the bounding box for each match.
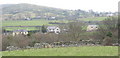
[1,0,120,12]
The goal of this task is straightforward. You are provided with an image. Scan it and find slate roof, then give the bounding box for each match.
[13,29,28,32]
[47,26,58,29]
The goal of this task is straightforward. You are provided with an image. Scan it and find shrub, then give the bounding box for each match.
[93,17,118,45]
[41,25,47,33]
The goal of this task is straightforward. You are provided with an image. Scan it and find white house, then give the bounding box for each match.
[13,29,28,36]
[47,26,60,34]
[24,18,32,20]
[87,25,99,31]
[106,14,114,17]
[51,17,56,19]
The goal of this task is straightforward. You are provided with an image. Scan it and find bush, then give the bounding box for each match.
[93,17,118,45]
[2,35,31,50]
[2,35,13,51]
[41,25,47,33]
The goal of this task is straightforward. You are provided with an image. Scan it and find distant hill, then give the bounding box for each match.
[2,3,65,14]
[2,3,93,20]
[0,4,15,8]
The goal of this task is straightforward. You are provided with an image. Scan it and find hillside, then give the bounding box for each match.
[2,3,92,20]
[2,3,66,15]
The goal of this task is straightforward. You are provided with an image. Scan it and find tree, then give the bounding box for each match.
[93,16,118,45]
[41,25,47,33]
[67,21,85,41]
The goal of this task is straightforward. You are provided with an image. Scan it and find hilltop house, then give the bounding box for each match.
[13,29,28,36]
[87,25,99,31]
[47,26,60,34]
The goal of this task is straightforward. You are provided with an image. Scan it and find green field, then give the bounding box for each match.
[0,52,1,58]
[2,19,69,31]
[3,17,107,26]
[2,19,65,26]
[2,17,107,31]
[2,46,118,56]
[78,17,107,21]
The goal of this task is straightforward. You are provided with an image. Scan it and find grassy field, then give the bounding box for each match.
[0,52,1,58]
[2,46,118,56]
[78,17,107,21]
[2,19,69,31]
[2,17,107,26]
[3,19,57,26]
[2,17,107,31]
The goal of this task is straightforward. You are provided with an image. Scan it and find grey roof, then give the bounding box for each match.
[13,29,28,32]
[47,26,58,29]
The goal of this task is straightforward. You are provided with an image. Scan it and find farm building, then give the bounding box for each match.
[12,29,28,36]
[87,25,99,31]
[47,26,60,34]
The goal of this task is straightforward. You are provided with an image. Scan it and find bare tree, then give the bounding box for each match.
[66,21,86,41]
[93,17,118,45]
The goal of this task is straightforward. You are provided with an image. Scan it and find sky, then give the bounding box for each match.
[1,0,120,12]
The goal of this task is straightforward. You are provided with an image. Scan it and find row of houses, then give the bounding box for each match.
[12,25,99,36]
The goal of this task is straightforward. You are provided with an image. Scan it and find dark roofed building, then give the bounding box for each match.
[47,26,60,34]
[13,29,28,36]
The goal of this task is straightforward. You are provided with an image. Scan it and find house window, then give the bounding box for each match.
[56,29,59,30]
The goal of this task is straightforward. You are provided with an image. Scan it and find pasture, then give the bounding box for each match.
[2,17,106,31]
[78,17,107,21]
[0,52,1,58]
[2,46,118,56]
[3,17,106,26]
[2,19,69,31]
[3,19,58,26]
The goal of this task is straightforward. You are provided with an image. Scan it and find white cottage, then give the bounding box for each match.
[13,29,28,36]
[47,26,60,34]
[87,25,99,31]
